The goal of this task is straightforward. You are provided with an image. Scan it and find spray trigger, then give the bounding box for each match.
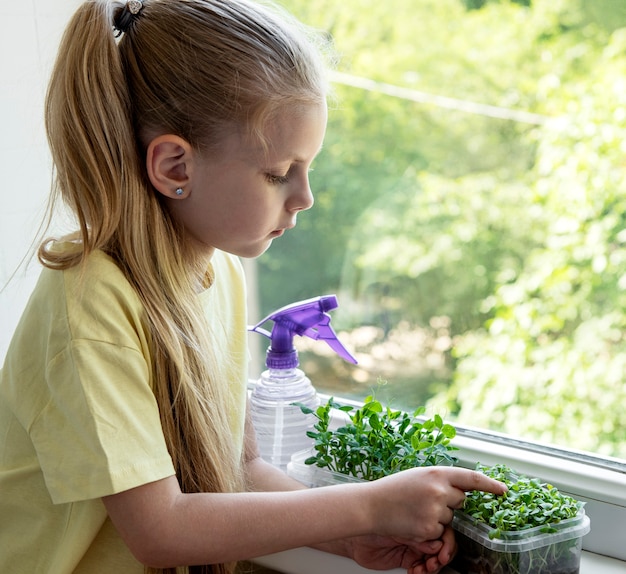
[249,294,357,368]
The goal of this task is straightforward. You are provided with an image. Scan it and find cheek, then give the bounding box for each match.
[237,193,273,219]
[235,203,269,232]
[217,199,260,232]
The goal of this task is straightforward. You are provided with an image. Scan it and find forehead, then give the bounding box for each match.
[245,103,328,163]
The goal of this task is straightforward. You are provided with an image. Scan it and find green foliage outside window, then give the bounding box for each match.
[259,0,626,459]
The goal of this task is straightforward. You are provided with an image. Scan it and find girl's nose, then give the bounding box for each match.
[288,176,315,212]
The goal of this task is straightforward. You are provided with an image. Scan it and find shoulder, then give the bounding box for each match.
[38,245,148,348]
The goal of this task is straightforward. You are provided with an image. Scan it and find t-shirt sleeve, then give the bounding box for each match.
[33,339,175,504]
[23,252,176,505]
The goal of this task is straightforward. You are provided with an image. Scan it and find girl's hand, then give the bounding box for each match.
[362,466,507,543]
[346,526,456,572]
[407,526,457,574]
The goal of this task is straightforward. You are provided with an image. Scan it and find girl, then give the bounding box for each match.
[0,0,506,573]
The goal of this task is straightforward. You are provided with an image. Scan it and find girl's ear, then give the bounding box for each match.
[146,134,194,199]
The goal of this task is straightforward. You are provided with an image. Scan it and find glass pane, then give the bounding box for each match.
[254,0,626,462]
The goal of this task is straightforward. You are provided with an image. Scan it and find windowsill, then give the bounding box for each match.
[254,547,626,574]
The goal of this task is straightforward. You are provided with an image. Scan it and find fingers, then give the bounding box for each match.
[407,553,444,574]
[449,467,508,496]
[407,563,429,574]
[414,539,443,555]
[409,527,457,574]
[368,466,506,545]
[436,525,457,565]
[449,489,466,510]
[440,506,455,528]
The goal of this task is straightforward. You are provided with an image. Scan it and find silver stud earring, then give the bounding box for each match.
[175,187,184,196]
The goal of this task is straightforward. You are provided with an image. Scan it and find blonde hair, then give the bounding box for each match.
[41,1,329,573]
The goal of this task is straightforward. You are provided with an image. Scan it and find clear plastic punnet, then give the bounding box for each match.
[452,507,591,574]
[286,448,365,488]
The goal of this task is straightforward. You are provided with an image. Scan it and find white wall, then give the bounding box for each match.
[0,0,81,359]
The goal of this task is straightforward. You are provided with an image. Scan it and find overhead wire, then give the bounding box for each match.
[329,71,549,125]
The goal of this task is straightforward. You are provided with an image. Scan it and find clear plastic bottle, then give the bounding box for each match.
[249,295,357,470]
[250,367,319,470]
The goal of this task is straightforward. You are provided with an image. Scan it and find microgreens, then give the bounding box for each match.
[453,463,588,574]
[464,463,584,539]
[297,395,458,481]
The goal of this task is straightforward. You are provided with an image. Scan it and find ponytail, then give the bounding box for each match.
[42,0,138,267]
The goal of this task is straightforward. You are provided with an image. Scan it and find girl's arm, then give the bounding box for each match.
[103,406,506,570]
[103,473,371,567]
[103,465,503,569]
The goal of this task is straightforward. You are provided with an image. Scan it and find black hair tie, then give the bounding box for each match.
[114,0,144,37]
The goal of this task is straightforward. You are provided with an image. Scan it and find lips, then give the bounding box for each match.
[272,221,296,237]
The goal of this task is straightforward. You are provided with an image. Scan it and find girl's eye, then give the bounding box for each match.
[265,173,290,185]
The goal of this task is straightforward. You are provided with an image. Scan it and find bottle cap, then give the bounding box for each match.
[250,295,358,369]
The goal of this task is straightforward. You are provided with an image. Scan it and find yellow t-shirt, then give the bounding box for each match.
[0,246,248,573]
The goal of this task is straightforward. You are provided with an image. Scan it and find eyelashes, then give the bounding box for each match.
[265,173,290,185]
[265,168,314,186]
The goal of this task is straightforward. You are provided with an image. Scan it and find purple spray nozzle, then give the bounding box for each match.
[249,295,358,370]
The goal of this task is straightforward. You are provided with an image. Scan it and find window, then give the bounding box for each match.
[254,0,626,464]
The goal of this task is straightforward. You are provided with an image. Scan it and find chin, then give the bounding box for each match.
[252,242,273,258]
[235,240,273,259]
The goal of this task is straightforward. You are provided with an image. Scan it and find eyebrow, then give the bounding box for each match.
[293,144,325,164]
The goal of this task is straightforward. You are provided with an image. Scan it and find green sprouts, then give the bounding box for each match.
[454,464,588,574]
[297,395,458,481]
[464,464,584,539]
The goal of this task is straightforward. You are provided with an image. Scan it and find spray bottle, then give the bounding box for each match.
[249,295,357,470]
